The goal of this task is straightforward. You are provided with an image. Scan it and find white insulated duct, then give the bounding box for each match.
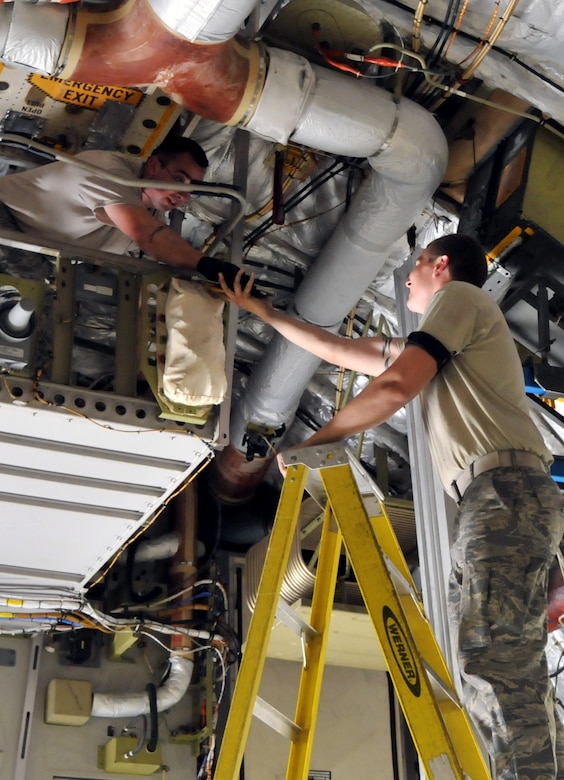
[0,0,257,73]
[227,65,448,460]
[133,532,180,564]
[145,0,257,43]
[90,655,194,718]
[0,3,68,73]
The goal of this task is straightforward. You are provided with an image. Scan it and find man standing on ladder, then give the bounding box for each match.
[220,233,564,780]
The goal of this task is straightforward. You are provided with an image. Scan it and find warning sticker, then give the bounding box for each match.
[28,74,144,110]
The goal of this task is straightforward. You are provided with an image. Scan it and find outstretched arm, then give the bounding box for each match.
[103,203,246,288]
[300,344,437,447]
[276,343,438,475]
[220,269,404,376]
[104,203,203,268]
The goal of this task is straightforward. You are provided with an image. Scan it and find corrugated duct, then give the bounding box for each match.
[0,0,448,502]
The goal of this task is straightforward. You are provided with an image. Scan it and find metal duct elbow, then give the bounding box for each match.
[0,0,264,126]
[90,655,194,719]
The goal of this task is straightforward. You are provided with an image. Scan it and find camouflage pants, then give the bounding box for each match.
[449,466,564,780]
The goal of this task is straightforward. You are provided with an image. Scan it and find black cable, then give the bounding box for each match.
[145,683,159,753]
[404,0,462,100]
[379,0,564,97]
[281,156,364,215]
[243,164,345,248]
[243,157,363,250]
[549,649,564,679]
[428,0,463,66]
[294,407,324,432]
[345,162,360,210]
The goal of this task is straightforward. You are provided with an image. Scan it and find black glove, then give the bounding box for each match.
[197,256,248,287]
[197,256,259,294]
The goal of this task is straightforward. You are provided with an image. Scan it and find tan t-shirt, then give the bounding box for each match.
[0,150,146,254]
[413,281,552,496]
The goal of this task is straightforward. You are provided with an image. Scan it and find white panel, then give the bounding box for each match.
[0,403,201,460]
[0,401,213,591]
[0,439,186,487]
[1,505,138,581]
[0,473,158,512]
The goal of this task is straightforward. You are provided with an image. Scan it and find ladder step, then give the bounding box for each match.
[422,660,460,704]
[383,553,420,598]
[254,696,301,742]
[276,597,318,642]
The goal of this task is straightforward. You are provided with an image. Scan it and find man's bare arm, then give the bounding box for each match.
[220,268,403,376]
[104,203,203,268]
[290,345,438,450]
[275,345,437,476]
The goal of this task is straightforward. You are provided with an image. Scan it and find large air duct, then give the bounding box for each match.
[215,85,447,499]
[0,0,448,500]
[0,0,261,124]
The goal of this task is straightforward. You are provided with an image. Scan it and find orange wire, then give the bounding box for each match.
[444,0,471,56]
[457,0,500,68]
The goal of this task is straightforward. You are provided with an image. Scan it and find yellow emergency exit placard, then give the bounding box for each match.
[29,73,144,109]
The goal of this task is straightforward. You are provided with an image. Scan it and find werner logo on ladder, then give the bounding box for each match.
[214,443,491,780]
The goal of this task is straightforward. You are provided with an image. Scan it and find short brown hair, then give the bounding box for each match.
[426,233,487,288]
[153,136,208,170]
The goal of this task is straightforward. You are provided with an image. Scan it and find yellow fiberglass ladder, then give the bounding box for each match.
[213,442,491,780]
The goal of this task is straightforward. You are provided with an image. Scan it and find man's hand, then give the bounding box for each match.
[276,451,288,478]
[219,268,273,317]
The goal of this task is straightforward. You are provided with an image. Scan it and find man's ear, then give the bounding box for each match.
[142,155,160,179]
[433,254,450,276]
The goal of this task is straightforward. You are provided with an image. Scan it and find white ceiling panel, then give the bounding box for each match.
[0,401,213,592]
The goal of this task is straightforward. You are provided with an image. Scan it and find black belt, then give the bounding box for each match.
[451,450,547,503]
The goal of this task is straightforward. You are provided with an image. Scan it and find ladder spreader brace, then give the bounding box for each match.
[214,442,491,780]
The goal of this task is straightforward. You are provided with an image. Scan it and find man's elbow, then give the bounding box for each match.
[134,224,168,252]
[378,375,419,409]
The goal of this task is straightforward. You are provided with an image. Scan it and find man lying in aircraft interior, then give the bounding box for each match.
[0,133,242,288]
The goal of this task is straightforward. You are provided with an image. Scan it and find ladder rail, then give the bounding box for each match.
[213,463,309,780]
[286,502,343,780]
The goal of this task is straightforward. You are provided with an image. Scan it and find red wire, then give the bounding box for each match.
[312,27,363,77]
[311,26,407,75]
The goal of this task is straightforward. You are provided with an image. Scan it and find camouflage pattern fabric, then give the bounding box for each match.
[449,465,564,779]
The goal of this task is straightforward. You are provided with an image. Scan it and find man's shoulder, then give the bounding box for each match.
[439,280,498,310]
[442,279,485,295]
[75,149,142,174]
[76,149,128,161]
[422,281,501,329]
